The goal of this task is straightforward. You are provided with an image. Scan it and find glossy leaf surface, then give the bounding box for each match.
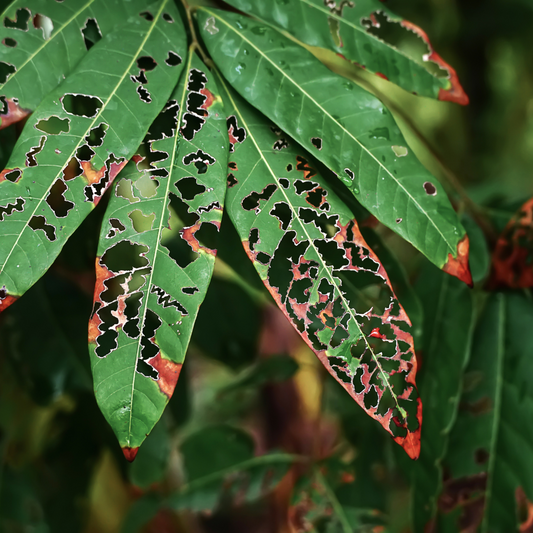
[198,9,471,285]
[0,0,150,128]
[0,0,186,314]
[411,266,474,532]
[438,293,533,532]
[224,0,468,104]
[89,52,228,456]
[218,76,421,458]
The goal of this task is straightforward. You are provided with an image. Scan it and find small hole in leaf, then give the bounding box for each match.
[249,228,260,251]
[183,149,215,174]
[139,11,154,21]
[256,252,271,265]
[182,286,199,295]
[137,56,157,71]
[392,145,408,157]
[195,222,219,250]
[137,85,152,103]
[123,292,143,338]
[2,38,16,47]
[62,93,103,118]
[76,144,95,161]
[35,115,70,135]
[165,51,182,67]
[128,209,155,233]
[146,99,179,141]
[0,197,24,221]
[3,169,21,183]
[273,139,289,151]
[106,218,125,238]
[33,14,53,40]
[270,202,292,231]
[0,62,16,83]
[26,136,46,167]
[242,184,277,212]
[137,309,161,379]
[46,179,74,218]
[29,215,56,241]
[311,137,322,150]
[81,17,102,50]
[176,177,206,201]
[396,218,402,223]
[62,157,83,181]
[227,173,237,188]
[286,164,293,172]
[162,13,174,23]
[101,240,149,272]
[85,122,108,147]
[423,181,437,195]
[4,8,30,31]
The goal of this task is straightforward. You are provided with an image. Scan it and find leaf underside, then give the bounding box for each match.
[198,8,472,286]
[0,0,187,314]
[89,51,228,454]
[223,0,469,104]
[218,74,421,458]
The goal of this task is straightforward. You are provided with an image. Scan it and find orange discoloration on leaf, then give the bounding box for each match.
[376,72,389,81]
[517,487,533,533]
[122,446,139,462]
[400,20,469,106]
[0,98,31,130]
[181,222,217,255]
[490,197,533,289]
[88,258,115,345]
[442,234,473,287]
[243,216,422,459]
[200,88,215,110]
[0,293,18,313]
[145,353,182,398]
[0,168,22,184]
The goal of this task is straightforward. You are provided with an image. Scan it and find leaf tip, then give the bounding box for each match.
[442,235,473,287]
[122,446,139,462]
[393,397,422,460]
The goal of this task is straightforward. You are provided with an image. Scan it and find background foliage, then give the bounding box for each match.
[1,0,533,532]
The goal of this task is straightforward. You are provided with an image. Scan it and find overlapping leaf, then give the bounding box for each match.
[89,52,228,457]
[224,0,468,104]
[490,196,533,288]
[0,0,186,313]
[437,293,533,532]
[411,266,474,532]
[198,9,472,286]
[218,75,421,458]
[0,0,153,128]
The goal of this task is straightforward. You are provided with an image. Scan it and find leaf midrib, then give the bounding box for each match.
[219,73,406,422]
[1,0,167,278]
[203,8,456,260]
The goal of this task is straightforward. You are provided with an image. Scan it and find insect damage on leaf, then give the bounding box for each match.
[220,79,421,458]
[490,197,533,289]
[89,52,228,453]
[442,235,473,288]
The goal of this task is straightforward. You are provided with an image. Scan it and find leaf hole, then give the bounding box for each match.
[61,93,103,118]
[176,176,206,201]
[2,168,21,183]
[423,181,437,195]
[0,62,16,83]
[35,115,70,135]
[33,14,53,40]
[85,122,108,147]
[182,287,198,295]
[165,51,182,67]
[311,137,322,150]
[76,144,95,162]
[183,149,215,174]
[0,197,24,221]
[162,12,174,23]
[62,157,83,181]
[25,136,46,167]
[137,85,152,103]
[137,56,157,71]
[29,215,56,241]
[3,8,30,31]
[2,37,17,47]
[101,240,149,272]
[46,179,74,218]
[139,11,154,21]
[242,184,277,213]
[106,218,126,238]
[81,17,102,50]
[128,209,155,233]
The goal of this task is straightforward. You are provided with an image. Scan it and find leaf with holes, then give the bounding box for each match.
[223,0,468,105]
[411,266,474,533]
[218,76,421,458]
[437,293,533,532]
[0,0,186,313]
[490,196,533,289]
[198,9,472,287]
[0,0,154,128]
[89,52,228,457]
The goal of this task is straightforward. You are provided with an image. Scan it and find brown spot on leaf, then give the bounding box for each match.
[200,88,215,110]
[145,354,182,398]
[122,446,139,462]
[442,235,473,287]
[400,20,469,106]
[423,181,437,195]
[0,98,31,129]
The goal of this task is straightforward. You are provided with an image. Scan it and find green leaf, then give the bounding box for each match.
[0,0,152,128]
[0,0,187,314]
[223,0,469,105]
[411,266,474,533]
[89,52,228,457]
[217,75,421,458]
[437,293,533,532]
[198,8,472,285]
[174,425,295,511]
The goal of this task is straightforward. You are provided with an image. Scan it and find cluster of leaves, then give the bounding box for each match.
[2,0,533,531]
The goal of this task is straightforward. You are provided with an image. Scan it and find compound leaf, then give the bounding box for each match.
[218,75,421,458]
[0,0,153,128]
[223,0,468,105]
[199,8,472,286]
[0,0,186,313]
[89,52,228,457]
[411,266,474,532]
[438,293,533,532]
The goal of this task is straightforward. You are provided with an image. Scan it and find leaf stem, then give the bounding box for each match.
[180,0,211,65]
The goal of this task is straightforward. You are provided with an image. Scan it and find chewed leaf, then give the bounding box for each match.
[0,0,151,128]
[89,52,228,454]
[198,9,472,286]
[490,197,533,289]
[223,0,468,104]
[218,74,421,459]
[0,0,186,314]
